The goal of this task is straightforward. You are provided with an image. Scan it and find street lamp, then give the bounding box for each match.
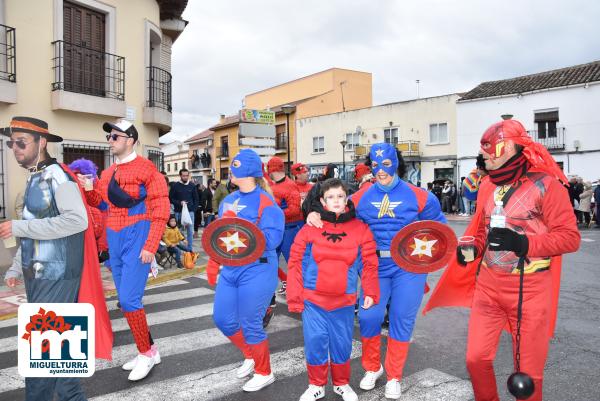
[340,139,348,181]
[282,104,296,176]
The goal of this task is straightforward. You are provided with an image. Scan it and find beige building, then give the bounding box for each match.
[161,141,189,183]
[185,129,213,187]
[0,0,187,224]
[296,94,460,186]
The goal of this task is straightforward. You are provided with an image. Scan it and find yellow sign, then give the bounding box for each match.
[239,109,276,124]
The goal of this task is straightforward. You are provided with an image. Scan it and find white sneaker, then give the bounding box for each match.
[359,365,384,390]
[299,384,325,401]
[122,350,161,371]
[236,358,255,379]
[128,354,155,381]
[333,384,358,401]
[242,373,275,392]
[384,379,402,399]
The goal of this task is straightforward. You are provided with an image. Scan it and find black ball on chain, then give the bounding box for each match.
[507,372,535,399]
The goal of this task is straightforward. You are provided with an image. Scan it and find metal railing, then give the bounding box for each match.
[147,149,164,172]
[396,140,421,157]
[62,143,113,175]
[147,66,172,111]
[0,24,16,82]
[216,147,229,158]
[52,40,125,99]
[528,127,565,151]
[275,134,288,150]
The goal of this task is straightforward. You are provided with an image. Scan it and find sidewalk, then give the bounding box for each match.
[0,235,208,320]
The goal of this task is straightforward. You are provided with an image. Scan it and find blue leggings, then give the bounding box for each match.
[107,220,151,312]
[213,258,278,344]
[359,264,427,341]
[303,301,354,366]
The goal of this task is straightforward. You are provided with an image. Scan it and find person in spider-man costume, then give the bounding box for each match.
[306,143,446,399]
[83,120,170,382]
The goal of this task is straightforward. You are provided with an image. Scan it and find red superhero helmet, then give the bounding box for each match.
[480,119,528,160]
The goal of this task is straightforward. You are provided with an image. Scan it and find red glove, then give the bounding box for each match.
[287,304,304,314]
[206,259,220,286]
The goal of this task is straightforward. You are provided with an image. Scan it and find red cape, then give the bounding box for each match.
[62,164,113,360]
[422,175,562,337]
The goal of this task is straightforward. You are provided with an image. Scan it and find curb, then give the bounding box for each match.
[0,263,208,322]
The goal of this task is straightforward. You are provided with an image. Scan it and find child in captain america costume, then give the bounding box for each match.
[83,120,170,381]
[305,143,446,399]
[288,178,379,401]
[207,149,285,392]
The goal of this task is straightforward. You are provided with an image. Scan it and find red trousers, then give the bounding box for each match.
[466,267,553,401]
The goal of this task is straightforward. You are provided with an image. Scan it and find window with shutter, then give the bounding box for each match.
[63,1,106,96]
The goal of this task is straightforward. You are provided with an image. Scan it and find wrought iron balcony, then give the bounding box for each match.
[275,134,288,150]
[528,127,565,151]
[0,24,16,82]
[52,40,125,99]
[396,140,421,157]
[147,66,172,111]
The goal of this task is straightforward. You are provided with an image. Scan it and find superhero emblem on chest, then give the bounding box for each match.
[371,194,402,218]
[321,231,347,243]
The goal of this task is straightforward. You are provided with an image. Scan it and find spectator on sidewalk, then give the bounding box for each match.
[212,179,229,214]
[577,182,593,227]
[169,169,199,251]
[202,179,216,226]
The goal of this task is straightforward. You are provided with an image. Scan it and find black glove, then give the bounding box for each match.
[456,246,478,266]
[487,227,529,257]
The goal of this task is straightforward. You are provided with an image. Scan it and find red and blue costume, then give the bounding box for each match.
[209,149,285,378]
[267,157,303,282]
[351,143,446,382]
[287,201,379,387]
[85,153,170,355]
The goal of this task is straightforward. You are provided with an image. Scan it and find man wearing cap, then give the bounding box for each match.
[1,116,112,400]
[81,120,170,381]
[424,119,580,401]
[207,149,284,392]
[291,162,313,204]
[266,156,303,295]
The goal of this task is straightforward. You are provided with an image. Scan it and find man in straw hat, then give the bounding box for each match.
[1,116,112,401]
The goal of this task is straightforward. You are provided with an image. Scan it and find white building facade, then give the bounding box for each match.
[161,141,190,183]
[456,60,600,182]
[296,94,460,187]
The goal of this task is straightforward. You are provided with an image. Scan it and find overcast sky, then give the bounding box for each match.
[161,0,600,143]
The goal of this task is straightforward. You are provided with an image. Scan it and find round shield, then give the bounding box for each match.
[201,217,266,267]
[390,220,457,273]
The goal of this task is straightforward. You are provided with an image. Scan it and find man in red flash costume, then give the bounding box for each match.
[424,119,580,401]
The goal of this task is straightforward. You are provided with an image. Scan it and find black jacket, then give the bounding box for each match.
[169,181,199,213]
[201,188,214,213]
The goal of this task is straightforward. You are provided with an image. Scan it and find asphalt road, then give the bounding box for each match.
[0,221,598,401]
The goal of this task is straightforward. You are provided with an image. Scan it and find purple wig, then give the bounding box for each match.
[68,158,99,179]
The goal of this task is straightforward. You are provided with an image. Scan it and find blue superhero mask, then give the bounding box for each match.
[230,149,263,178]
[369,143,398,176]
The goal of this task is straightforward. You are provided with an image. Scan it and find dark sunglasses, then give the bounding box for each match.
[106,133,130,142]
[7,139,33,149]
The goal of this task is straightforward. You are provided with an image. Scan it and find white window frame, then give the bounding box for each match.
[429,123,449,145]
[312,136,325,153]
[384,127,399,145]
[345,132,360,151]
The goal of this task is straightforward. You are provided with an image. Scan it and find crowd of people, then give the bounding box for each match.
[0,115,582,401]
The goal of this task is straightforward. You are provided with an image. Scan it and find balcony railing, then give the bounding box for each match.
[528,127,565,151]
[52,40,125,100]
[275,135,288,150]
[0,24,16,82]
[147,66,172,111]
[216,147,229,158]
[396,140,421,157]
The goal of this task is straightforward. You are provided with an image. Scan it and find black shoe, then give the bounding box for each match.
[177,261,184,269]
[263,307,274,328]
[269,294,277,308]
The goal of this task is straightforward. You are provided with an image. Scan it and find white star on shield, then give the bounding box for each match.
[410,237,438,258]
[219,231,248,253]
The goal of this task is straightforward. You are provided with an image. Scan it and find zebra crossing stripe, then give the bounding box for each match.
[0,287,214,352]
[0,315,301,393]
[89,341,363,401]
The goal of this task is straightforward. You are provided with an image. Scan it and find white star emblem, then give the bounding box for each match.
[409,237,438,258]
[375,149,384,157]
[219,231,248,253]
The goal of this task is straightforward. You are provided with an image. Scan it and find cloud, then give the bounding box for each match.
[167,0,600,141]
